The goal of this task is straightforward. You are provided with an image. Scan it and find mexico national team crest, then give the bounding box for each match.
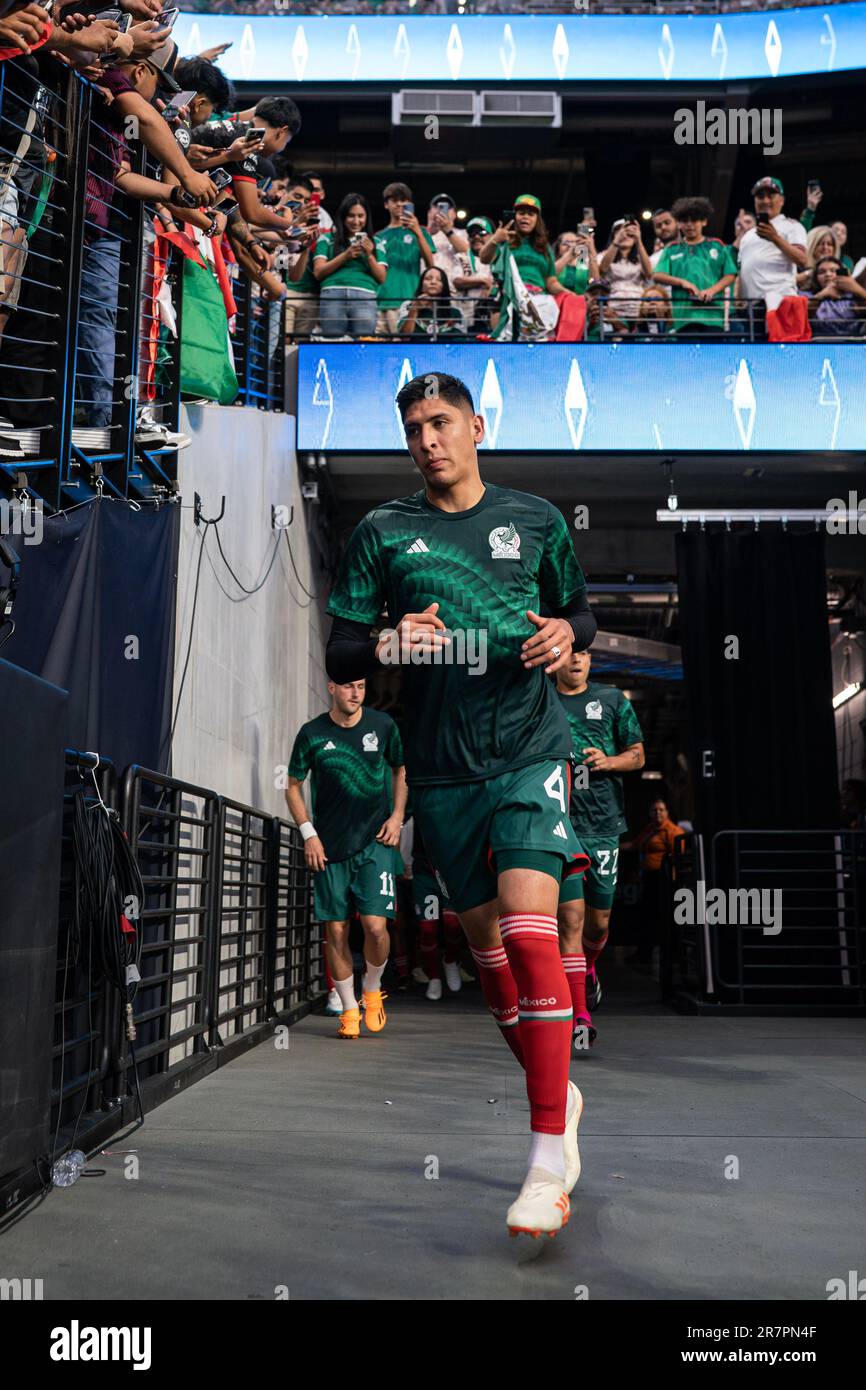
[362,732,379,752]
[585,699,603,721]
[489,522,521,560]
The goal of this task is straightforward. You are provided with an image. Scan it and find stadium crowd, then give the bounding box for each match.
[0,1,862,457]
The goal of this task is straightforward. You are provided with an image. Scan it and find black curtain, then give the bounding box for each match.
[0,660,66,1182]
[4,500,179,774]
[676,529,838,837]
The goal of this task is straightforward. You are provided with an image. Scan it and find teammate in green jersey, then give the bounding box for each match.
[557,651,644,1049]
[287,678,407,1040]
[325,371,597,1238]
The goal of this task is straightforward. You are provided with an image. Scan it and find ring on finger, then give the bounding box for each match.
[551,645,561,659]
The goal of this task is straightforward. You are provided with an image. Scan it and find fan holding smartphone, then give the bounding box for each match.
[215,98,302,236]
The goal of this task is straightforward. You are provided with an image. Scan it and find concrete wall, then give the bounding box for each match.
[171,403,329,815]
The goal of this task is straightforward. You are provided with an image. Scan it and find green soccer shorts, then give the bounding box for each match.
[313,840,402,922]
[411,759,589,914]
[412,862,444,921]
[559,835,621,910]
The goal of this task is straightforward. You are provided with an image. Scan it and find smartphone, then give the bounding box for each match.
[309,191,322,208]
[806,179,822,194]
[94,7,123,19]
[757,212,771,225]
[402,200,414,221]
[243,127,266,145]
[211,167,233,192]
[577,222,593,237]
[582,206,596,224]
[435,200,453,217]
[501,208,515,225]
[163,89,197,115]
[157,7,180,28]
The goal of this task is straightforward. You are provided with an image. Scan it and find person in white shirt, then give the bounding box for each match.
[737,176,808,314]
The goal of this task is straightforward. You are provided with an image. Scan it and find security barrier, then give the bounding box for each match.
[26,751,327,1200]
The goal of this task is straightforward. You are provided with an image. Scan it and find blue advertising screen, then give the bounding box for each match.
[174,7,866,84]
[295,343,863,453]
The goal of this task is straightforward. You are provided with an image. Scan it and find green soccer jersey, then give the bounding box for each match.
[558,681,643,837]
[375,225,435,310]
[314,233,387,292]
[288,707,404,861]
[558,263,590,295]
[654,239,738,331]
[327,484,587,786]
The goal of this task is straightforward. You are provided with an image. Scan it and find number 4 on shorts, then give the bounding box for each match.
[543,765,566,814]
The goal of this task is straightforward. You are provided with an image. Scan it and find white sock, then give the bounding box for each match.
[528,1131,566,1182]
[362,960,385,992]
[334,975,358,1012]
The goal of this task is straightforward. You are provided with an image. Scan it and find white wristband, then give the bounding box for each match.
[299,821,318,841]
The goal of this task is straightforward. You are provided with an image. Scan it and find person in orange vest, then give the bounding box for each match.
[625,799,685,965]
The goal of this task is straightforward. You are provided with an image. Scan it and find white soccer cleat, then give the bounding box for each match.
[324,989,343,1016]
[443,960,462,993]
[506,1167,570,1239]
[425,978,443,1001]
[563,1081,584,1194]
[411,966,429,985]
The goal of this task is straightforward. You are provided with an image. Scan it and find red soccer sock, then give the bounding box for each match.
[418,920,441,980]
[323,933,335,992]
[442,911,462,964]
[584,931,609,972]
[470,944,524,1067]
[500,913,572,1135]
[562,952,588,1021]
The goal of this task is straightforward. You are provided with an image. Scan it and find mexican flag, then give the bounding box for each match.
[491,245,544,340]
[179,255,239,405]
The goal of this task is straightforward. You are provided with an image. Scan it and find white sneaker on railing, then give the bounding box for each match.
[0,423,24,459]
[134,408,191,450]
[71,425,112,452]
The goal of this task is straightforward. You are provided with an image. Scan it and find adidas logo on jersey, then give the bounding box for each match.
[323,740,336,750]
[406,538,429,553]
[553,821,568,839]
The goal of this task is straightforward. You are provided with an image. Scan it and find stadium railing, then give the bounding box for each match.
[0,60,278,514]
[275,291,864,343]
[2,749,327,1210]
[666,827,866,1011]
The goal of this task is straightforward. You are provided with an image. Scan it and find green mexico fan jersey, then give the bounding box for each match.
[288,707,403,861]
[327,484,587,785]
[558,681,643,837]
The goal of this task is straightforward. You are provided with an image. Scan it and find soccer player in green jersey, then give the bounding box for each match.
[325,371,597,1238]
[652,196,737,335]
[287,678,407,1040]
[557,651,644,1049]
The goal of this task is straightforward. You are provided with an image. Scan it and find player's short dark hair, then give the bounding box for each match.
[396,372,475,419]
[255,96,302,136]
[671,196,714,222]
[173,57,234,111]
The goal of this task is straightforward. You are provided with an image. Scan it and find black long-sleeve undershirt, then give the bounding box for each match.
[325,591,597,685]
